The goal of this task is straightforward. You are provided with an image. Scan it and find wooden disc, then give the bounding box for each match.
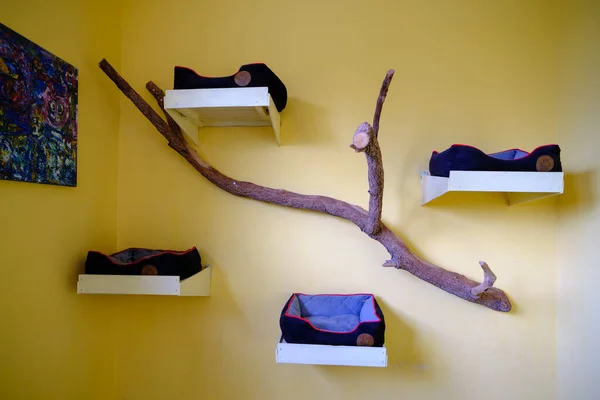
[536,155,554,172]
[234,71,251,87]
[357,333,374,347]
[141,265,158,275]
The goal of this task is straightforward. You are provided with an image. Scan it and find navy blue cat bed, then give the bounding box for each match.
[173,63,287,112]
[429,144,562,178]
[85,247,202,280]
[279,293,385,347]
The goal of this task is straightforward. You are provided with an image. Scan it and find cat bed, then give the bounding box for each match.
[84,246,201,280]
[429,144,562,178]
[173,63,287,112]
[279,293,385,347]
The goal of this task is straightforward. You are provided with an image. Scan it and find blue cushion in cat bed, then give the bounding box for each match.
[279,293,385,347]
[429,144,562,178]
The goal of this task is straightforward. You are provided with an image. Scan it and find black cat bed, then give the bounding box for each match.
[173,63,287,112]
[85,247,201,280]
[279,293,385,347]
[429,144,562,178]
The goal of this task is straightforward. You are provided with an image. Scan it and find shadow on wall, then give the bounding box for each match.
[379,299,427,375]
[559,171,597,215]
[194,97,334,149]
[279,97,337,147]
[111,262,254,400]
[316,299,431,382]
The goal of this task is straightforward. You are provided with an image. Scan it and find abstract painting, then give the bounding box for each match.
[0,22,78,187]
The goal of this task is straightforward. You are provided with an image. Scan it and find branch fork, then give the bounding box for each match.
[99,59,512,313]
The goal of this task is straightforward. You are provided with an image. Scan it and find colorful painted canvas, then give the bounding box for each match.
[0,23,78,187]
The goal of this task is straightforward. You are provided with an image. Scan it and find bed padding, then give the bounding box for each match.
[84,246,202,280]
[429,144,562,177]
[280,293,385,347]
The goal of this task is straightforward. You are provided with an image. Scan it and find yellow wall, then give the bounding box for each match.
[557,1,600,399]
[9,1,598,399]
[0,2,120,399]
[115,1,563,399]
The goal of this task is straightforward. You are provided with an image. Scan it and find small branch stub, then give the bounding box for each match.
[471,261,498,298]
[351,122,373,152]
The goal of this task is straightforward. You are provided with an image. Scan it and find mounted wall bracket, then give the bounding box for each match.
[164,87,281,146]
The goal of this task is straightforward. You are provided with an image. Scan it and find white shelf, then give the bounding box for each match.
[164,87,281,146]
[421,170,564,205]
[276,338,387,367]
[77,266,212,296]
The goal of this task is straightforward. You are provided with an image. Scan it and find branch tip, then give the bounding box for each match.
[372,70,395,136]
[471,261,498,298]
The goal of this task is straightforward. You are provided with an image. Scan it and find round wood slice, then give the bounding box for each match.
[141,265,158,275]
[234,71,251,87]
[536,155,554,172]
[357,333,375,346]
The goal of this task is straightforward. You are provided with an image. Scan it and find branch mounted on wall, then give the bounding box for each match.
[98,58,512,313]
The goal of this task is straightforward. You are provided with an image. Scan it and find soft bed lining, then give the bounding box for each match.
[286,294,379,332]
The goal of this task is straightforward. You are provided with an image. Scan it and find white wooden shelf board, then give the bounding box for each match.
[164,87,281,146]
[77,266,212,296]
[421,171,564,205]
[276,339,387,367]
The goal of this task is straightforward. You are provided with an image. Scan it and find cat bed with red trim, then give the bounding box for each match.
[428,144,562,178]
[84,247,201,280]
[279,293,385,347]
[173,63,287,112]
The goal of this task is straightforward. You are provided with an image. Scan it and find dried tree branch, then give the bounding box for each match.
[372,69,395,137]
[349,70,394,236]
[471,261,498,298]
[351,122,384,235]
[98,58,512,313]
[146,81,182,136]
[99,59,171,140]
